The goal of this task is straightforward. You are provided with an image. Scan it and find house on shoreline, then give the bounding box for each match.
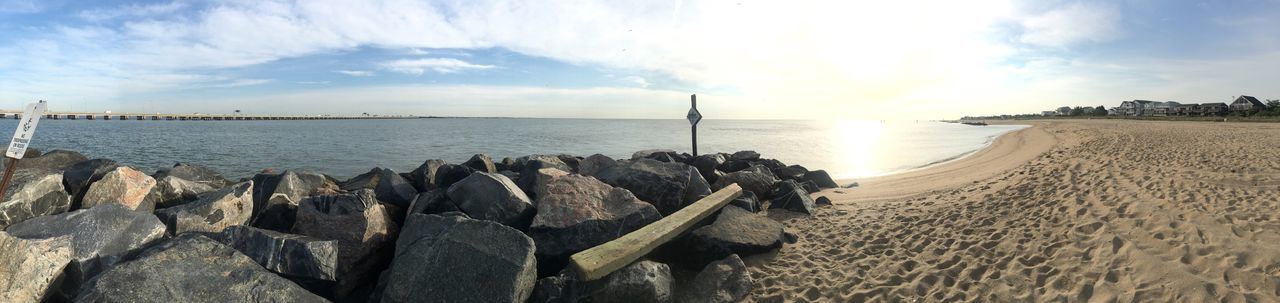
[1229,95,1267,116]
[1075,95,1268,117]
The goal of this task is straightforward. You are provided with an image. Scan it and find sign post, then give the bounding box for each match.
[0,101,47,198]
[687,94,702,156]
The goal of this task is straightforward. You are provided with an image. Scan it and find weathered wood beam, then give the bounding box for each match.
[570,183,743,281]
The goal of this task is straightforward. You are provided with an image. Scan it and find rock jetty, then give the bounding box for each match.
[0,149,838,302]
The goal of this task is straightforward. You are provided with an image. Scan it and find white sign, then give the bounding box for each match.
[7,101,47,159]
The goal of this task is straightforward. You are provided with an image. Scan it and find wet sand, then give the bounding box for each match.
[748,120,1280,302]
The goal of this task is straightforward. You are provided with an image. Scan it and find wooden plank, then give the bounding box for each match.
[570,183,743,281]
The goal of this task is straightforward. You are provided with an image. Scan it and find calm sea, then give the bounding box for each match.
[1,118,1026,180]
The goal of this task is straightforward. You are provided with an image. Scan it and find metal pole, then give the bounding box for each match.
[0,157,18,199]
[691,95,698,156]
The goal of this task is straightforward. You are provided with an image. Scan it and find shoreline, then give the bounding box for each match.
[840,124,1031,182]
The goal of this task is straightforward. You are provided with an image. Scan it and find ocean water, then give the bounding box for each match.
[0,118,1026,180]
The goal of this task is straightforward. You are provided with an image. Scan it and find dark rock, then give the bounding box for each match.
[292,189,397,298]
[61,159,119,209]
[801,180,820,193]
[446,172,535,229]
[433,164,477,189]
[154,181,254,234]
[727,191,761,213]
[153,162,233,188]
[496,157,515,171]
[754,158,786,171]
[500,170,521,182]
[148,175,220,209]
[405,159,446,192]
[511,155,570,173]
[21,148,41,159]
[684,206,785,264]
[406,189,457,215]
[249,170,340,232]
[463,153,498,173]
[645,152,678,163]
[631,149,677,160]
[579,260,673,303]
[716,160,752,173]
[530,273,575,303]
[81,166,157,211]
[556,155,582,172]
[576,154,617,176]
[75,234,327,302]
[729,150,760,161]
[688,154,726,184]
[1,149,86,172]
[340,168,416,210]
[0,169,71,229]
[5,203,166,300]
[213,225,338,281]
[772,164,809,181]
[590,159,712,216]
[528,174,661,275]
[712,165,779,200]
[676,254,752,303]
[815,196,832,206]
[376,214,536,303]
[516,159,572,199]
[769,180,814,215]
[0,231,72,303]
[802,170,839,189]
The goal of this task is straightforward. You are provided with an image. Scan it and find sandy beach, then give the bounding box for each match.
[749,120,1280,302]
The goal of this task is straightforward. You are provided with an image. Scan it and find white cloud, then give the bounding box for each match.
[379,58,495,75]
[1018,2,1121,48]
[0,0,41,13]
[335,70,375,77]
[620,76,651,88]
[208,78,274,88]
[78,1,188,22]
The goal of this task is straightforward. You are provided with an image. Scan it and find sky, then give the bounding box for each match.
[1,0,1278,119]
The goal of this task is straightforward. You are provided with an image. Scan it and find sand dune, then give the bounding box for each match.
[747,120,1280,302]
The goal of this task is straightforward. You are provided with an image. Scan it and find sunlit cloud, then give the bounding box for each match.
[379,58,495,75]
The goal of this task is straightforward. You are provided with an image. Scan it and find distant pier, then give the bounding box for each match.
[0,112,421,121]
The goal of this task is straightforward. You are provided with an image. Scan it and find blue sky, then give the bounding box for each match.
[1,0,1278,119]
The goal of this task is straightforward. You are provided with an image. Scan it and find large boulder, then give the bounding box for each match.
[515,160,572,199]
[576,154,617,176]
[148,175,221,208]
[407,189,458,215]
[292,189,397,298]
[1,149,86,172]
[675,254,752,303]
[0,232,72,303]
[590,159,712,216]
[772,164,809,181]
[770,180,815,215]
[579,260,674,303]
[81,166,158,211]
[155,181,254,234]
[405,159,446,192]
[463,153,498,173]
[61,159,119,208]
[528,174,660,274]
[376,214,537,303]
[5,203,167,300]
[446,172,535,229]
[213,225,339,282]
[340,167,416,210]
[683,206,785,265]
[802,170,839,189]
[511,155,570,173]
[729,150,761,161]
[75,234,328,302]
[712,165,779,200]
[433,164,477,189]
[153,162,234,188]
[250,170,339,232]
[688,154,727,184]
[631,149,677,160]
[0,169,71,229]
[727,191,761,213]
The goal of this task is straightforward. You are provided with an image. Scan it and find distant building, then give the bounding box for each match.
[1229,95,1267,115]
[1118,100,1156,116]
[1041,111,1058,116]
[1200,103,1229,116]
[1056,106,1072,115]
[1173,103,1200,116]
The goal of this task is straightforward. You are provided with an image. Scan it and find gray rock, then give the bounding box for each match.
[407,189,457,215]
[22,148,40,159]
[577,154,617,176]
[81,166,158,211]
[591,159,712,216]
[148,175,220,209]
[213,225,338,281]
[446,172,535,229]
[250,170,340,232]
[292,189,397,298]
[0,232,72,303]
[5,203,166,300]
[631,149,677,160]
[433,164,477,189]
[815,196,832,206]
[801,180,820,193]
[377,214,536,303]
[713,165,779,200]
[528,174,660,274]
[516,159,572,199]
[769,180,814,215]
[729,150,760,161]
[75,234,328,302]
[530,273,575,303]
[676,254,752,303]
[3,149,86,172]
[340,167,416,210]
[727,191,761,213]
[579,260,673,303]
[155,181,254,234]
[511,155,570,173]
[463,153,497,173]
[61,159,119,209]
[685,206,785,264]
[0,169,71,229]
[523,167,569,201]
[772,164,809,181]
[405,159,446,192]
[688,154,727,184]
[803,170,839,189]
[153,162,234,188]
